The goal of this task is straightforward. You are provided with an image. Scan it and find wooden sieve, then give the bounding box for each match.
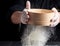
[27,9,54,26]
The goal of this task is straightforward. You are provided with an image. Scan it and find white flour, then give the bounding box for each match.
[21,25,54,46]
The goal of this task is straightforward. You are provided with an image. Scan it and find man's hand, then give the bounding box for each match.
[50,8,60,27]
[21,1,31,24]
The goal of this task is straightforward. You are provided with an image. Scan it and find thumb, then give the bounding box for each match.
[26,1,31,9]
[52,7,58,13]
[51,7,59,20]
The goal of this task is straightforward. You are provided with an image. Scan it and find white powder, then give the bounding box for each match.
[21,25,54,46]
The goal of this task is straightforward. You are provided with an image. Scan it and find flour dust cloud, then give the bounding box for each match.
[21,24,54,46]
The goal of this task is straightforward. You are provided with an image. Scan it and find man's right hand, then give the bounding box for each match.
[21,1,31,24]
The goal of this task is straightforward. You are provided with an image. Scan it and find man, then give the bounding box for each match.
[0,0,59,42]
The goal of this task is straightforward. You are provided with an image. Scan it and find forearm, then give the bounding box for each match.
[9,4,24,24]
[11,11,22,24]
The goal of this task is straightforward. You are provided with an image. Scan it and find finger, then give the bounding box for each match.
[22,11,29,20]
[52,7,59,18]
[52,7,58,13]
[50,15,58,22]
[51,8,59,22]
[27,14,30,18]
[21,15,28,24]
[26,1,31,9]
[50,17,59,27]
[23,11,29,19]
[22,11,27,18]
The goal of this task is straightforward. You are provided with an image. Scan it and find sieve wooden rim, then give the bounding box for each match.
[28,9,53,14]
[27,9,54,26]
